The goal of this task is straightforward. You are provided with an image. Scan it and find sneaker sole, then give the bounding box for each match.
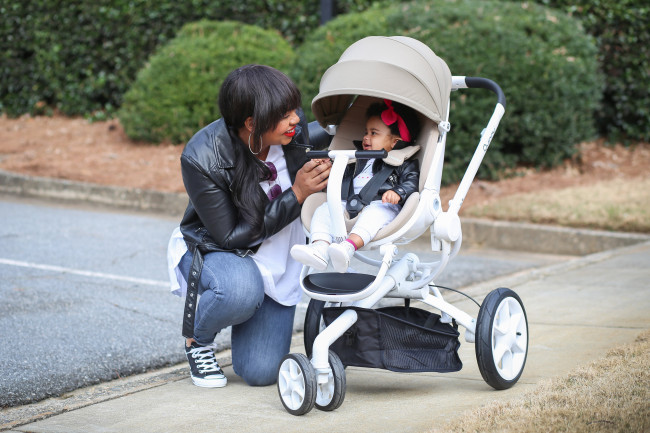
[191,376,227,388]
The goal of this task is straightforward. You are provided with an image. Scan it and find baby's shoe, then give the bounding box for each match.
[290,242,329,271]
[328,241,356,273]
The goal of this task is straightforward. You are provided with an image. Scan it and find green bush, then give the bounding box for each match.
[534,0,650,142]
[118,20,295,144]
[1,1,209,117]
[292,0,603,183]
[290,10,391,116]
[0,0,400,118]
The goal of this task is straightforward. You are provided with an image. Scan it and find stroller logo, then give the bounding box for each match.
[483,129,495,151]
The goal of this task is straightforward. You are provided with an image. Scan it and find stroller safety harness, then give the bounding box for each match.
[344,163,394,218]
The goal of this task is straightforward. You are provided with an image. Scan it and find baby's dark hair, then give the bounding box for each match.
[366,100,421,148]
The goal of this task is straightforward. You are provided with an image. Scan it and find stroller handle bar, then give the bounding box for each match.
[452,76,506,108]
[447,76,506,216]
[306,149,388,160]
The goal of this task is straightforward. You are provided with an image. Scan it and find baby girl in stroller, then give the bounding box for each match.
[291,100,421,272]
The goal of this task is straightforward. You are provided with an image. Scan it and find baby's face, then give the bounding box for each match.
[362,116,399,152]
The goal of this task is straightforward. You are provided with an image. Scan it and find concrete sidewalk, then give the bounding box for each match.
[4,240,649,433]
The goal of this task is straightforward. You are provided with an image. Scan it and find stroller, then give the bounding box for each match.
[277,36,528,415]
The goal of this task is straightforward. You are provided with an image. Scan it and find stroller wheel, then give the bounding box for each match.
[277,353,317,415]
[304,299,326,359]
[315,350,346,411]
[475,287,528,390]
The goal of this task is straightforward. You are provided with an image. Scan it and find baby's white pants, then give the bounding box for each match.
[310,200,401,246]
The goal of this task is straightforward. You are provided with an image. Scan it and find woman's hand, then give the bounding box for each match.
[292,159,332,203]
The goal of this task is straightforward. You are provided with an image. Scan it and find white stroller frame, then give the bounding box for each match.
[277,36,528,416]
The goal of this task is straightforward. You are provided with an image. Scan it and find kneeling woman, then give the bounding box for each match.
[167,65,331,387]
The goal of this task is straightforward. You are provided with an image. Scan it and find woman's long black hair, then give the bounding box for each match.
[218,65,301,236]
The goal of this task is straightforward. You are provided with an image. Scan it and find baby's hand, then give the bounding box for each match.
[382,190,400,204]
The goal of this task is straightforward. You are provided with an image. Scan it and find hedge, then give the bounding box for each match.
[118,21,296,145]
[292,0,603,183]
[2,0,644,143]
[0,0,403,118]
[536,0,650,141]
[1,1,210,117]
[290,9,391,116]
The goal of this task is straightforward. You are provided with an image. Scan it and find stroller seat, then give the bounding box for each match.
[300,96,430,246]
[301,94,448,249]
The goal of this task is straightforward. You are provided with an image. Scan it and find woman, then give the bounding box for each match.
[167,64,332,388]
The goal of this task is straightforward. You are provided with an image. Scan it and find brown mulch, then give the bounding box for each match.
[1,114,649,210]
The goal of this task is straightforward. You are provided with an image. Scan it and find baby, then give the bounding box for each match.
[291,99,421,272]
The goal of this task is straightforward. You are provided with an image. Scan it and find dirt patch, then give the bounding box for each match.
[465,140,650,209]
[0,114,184,193]
[1,114,649,210]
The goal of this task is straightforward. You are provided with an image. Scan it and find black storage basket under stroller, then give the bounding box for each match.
[322,306,463,373]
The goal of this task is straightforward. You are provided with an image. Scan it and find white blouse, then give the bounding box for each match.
[251,144,304,306]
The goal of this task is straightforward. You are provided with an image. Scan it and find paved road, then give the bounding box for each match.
[0,195,568,407]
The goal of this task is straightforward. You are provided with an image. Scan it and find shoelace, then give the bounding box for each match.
[189,346,222,374]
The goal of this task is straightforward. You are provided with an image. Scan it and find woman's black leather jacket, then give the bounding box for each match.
[179,113,330,257]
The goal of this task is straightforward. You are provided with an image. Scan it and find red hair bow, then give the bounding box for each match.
[381,99,411,142]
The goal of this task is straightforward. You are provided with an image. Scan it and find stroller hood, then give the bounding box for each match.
[312,36,452,127]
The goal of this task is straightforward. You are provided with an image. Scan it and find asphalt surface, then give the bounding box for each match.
[0,194,571,408]
[0,196,185,407]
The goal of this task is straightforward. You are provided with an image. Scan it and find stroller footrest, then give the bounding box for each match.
[303,272,376,295]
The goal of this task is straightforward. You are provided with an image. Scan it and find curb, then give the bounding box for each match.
[0,169,187,216]
[460,217,649,256]
[1,169,648,255]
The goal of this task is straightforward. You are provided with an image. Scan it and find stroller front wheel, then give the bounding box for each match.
[475,287,528,389]
[277,353,317,415]
[315,350,346,411]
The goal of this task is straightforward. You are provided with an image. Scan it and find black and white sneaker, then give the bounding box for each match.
[185,341,227,388]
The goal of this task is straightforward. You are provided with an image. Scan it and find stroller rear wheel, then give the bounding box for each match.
[475,287,528,389]
[277,353,317,415]
[315,350,346,411]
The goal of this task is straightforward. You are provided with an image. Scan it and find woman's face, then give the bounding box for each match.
[261,109,301,146]
[363,116,399,152]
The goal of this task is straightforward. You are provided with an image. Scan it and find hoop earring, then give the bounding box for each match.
[248,133,261,155]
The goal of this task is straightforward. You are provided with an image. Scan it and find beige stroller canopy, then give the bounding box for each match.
[312,36,452,127]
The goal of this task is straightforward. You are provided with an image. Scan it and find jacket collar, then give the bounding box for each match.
[209,120,241,169]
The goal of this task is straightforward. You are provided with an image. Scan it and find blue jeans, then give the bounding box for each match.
[179,250,296,386]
